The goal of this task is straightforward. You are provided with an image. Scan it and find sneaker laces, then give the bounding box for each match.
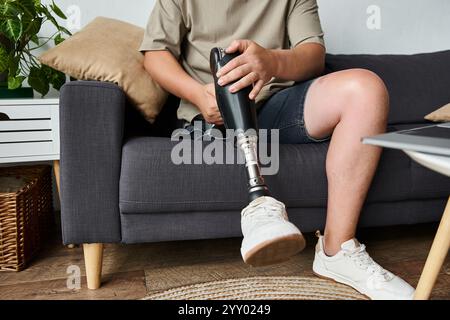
[242,198,288,223]
[345,244,393,282]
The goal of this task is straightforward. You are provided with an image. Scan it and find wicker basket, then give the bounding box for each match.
[0,165,53,271]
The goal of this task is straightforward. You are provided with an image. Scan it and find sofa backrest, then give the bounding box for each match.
[125,94,180,138]
[325,50,450,124]
[128,50,450,137]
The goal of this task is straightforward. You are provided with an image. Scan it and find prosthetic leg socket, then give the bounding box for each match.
[210,48,270,201]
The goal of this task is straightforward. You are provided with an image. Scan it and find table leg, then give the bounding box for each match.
[53,160,60,195]
[414,197,450,300]
[54,160,76,250]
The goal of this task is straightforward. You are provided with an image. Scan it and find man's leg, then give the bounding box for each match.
[303,68,389,256]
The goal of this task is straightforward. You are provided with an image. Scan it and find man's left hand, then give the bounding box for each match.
[216,40,278,100]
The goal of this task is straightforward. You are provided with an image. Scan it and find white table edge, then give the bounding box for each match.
[403,151,450,178]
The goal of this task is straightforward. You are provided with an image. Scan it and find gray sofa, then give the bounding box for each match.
[59,50,450,288]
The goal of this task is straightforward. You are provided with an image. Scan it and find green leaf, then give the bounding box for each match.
[1,2,21,17]
[0,45,8,72]
[54,33,64,45]
[50,1,66,19]
[28,66,49,96]
[57,25,71,36]
[51,71,66,91]
[7,75,25,90]
[41,64,66,91]
[34,1,44,14]
[41,4,71,36]
[30,34,39,45]
[26,17,42,36]
[16,0,37,18]
[0,32,13,51]
[2,19,23,42]
[7,55,20,76]
[50,70,65,90]
[43,7,60,30]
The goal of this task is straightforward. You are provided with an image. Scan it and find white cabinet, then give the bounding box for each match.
[0,99,60,163]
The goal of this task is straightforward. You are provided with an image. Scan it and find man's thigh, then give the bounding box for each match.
[258,79,330,144]
[303,71,352,141]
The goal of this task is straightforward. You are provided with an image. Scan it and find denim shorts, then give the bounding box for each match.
[258,79,331,144]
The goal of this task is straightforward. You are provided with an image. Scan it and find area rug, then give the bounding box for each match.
[144,276,369,300]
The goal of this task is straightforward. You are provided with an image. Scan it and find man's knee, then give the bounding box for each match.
[337,69,390,122]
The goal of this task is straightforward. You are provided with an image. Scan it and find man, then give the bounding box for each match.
[140,0,415,300]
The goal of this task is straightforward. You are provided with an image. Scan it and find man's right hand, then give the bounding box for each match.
[143,51,223,125]
[196,83,224,125]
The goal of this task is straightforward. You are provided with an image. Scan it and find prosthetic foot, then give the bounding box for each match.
[210,48,305,266]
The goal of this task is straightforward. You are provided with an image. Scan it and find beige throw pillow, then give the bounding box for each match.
[425,103,450,122]
[39,17,168,123]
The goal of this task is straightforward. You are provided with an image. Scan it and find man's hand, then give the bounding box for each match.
[195,83,224,125]
[216,40,278,100]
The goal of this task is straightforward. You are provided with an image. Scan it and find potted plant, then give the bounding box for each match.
[0,0,71,99]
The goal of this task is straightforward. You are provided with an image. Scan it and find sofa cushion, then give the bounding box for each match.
[425,103,450,122]
[121,199,447,243]
[119,124,450,214]
[39,17,168,124]
[325,50,450,125]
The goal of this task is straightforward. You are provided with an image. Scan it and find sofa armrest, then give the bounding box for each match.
[60,81,125,244]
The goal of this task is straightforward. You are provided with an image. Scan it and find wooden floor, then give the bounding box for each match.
[0,219,448,300]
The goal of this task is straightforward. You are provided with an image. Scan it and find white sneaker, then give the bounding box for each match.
[313,233,415,300]
[241,196,306,267]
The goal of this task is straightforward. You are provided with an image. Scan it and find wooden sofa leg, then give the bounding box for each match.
[54,160,77,249]
[53,160,61,195]
[83,243,104,290]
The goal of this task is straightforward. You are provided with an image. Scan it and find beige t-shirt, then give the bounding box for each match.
[140,0,325,122]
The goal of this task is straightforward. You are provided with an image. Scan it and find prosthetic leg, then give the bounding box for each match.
[210,48,270,202]
[210,48,305,267]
